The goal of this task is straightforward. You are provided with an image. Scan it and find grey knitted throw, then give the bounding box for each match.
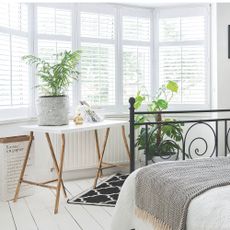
[135,157,230,230]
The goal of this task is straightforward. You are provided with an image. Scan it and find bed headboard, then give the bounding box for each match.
[129,97,230,173]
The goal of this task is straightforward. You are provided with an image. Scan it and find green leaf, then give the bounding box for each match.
[149,102,157,112]
[166,80,178,93]
[22,50,81,96]
[134,91,145,109]
[155,99,168,110]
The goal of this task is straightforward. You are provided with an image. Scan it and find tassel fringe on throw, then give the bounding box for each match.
[135,207,172,230]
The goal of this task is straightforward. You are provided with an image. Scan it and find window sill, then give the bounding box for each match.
[0,114,129,127]
[0,111,224,126]
[0,117,37,126]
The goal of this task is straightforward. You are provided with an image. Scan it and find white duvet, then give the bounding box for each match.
[111,169,230,230]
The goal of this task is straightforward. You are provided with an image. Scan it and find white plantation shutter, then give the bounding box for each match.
[121,10,151,105]
[37,40,72,63]
[0,33,11,106]
[159,16,205,42]
[81,12,115,40]
[123,46,150,104]
[12,36,29,105]
[37,6,71,36]
[81,43,115,105]
[157,7,209,106]
[80,8,116,106]
[0,3,29,110]
[36,5,73,101]
[123,16,150,42]
[0,3,28,32]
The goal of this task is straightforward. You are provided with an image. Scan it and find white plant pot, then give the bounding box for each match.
[37,96,69,126]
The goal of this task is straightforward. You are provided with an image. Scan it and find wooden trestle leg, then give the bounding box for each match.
[93,128,110,189]
[54,133,66,214]
[45,133,67,198]
[14,131,34,202]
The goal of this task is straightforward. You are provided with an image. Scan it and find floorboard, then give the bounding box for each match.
[9,199,37,230]
[65,204,103,230]
[0,201,17,230]
[0,177,115,230]
[83,205,112,230]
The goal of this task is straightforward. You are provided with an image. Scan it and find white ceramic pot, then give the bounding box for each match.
[37,95,69,126]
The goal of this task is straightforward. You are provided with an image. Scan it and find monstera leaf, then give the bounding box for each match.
[166,80,178,93]
[134,91,145,109]
[134,80,183,161]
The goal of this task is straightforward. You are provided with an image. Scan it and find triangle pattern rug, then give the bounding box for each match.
[67,174,129,207]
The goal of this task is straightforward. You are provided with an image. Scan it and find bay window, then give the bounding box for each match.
[0,3,211,120]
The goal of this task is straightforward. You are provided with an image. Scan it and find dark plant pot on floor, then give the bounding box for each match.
[37,95,69,126]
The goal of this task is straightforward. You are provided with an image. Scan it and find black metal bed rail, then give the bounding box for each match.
[129,97,230,173]
[134,109,230,115]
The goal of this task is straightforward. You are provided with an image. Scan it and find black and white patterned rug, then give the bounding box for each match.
[67,174,129,207]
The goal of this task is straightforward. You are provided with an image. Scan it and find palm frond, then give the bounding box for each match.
[22,50,81,96]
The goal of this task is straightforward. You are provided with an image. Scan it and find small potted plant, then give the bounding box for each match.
[23,50,81,126]
[135,81,184,163]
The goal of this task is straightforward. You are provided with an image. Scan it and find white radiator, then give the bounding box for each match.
[33,124,130,177]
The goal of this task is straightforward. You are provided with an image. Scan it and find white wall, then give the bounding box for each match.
[211,3,230,155]
[216,3,230,108]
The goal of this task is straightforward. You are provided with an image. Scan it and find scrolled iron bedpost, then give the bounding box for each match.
[129,97,135,173]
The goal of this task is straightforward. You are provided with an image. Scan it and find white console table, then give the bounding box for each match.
[13,120,130,214]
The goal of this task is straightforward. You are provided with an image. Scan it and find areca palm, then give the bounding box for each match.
[23,50,81,96]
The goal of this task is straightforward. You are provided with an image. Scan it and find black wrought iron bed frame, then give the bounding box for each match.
[129,97,230,173]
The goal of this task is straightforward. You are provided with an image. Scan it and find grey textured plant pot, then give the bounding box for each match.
[37,96,69,126]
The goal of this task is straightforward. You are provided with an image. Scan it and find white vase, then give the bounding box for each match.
[37,95,69,126]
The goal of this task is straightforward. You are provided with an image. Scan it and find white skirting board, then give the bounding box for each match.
[62,166,129,181]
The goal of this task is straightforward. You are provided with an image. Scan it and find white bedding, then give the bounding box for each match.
[111,169,230,230]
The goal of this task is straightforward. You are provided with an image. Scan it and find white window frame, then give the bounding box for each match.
[119,7,153,111]
[0,3,32,120]
[0,3,211,121]
[154,5,211,110]
[33,3,74,114]
[78,4,117,112]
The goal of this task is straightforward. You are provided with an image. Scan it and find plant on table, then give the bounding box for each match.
[23,50,81,125]
[23,50,81,96]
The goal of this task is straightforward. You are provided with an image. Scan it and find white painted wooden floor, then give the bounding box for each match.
[0,177,114,230]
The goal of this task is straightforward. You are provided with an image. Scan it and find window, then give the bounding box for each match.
[0,4,211,120]
[79,7,116,106]
[37,6,71,36]
[36,5,72,101]
[121,10,152,105]
[0,3,29,113]
[156,7,210,107]
[36,5,72,63]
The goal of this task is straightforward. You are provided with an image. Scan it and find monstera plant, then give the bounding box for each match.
[135,81,183,162]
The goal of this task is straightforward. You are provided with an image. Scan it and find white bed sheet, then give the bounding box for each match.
[111,169,230,230]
